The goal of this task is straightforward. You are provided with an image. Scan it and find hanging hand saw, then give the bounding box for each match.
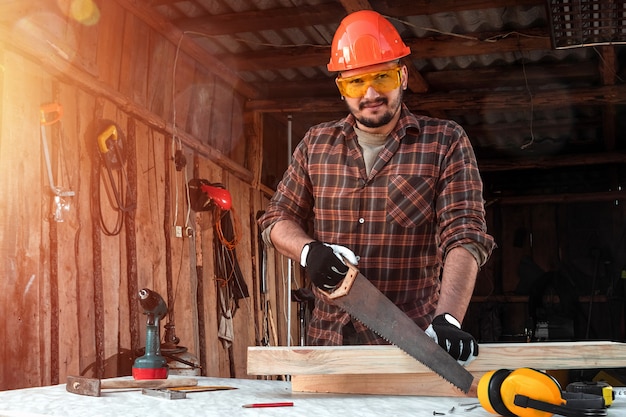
[325,263,475,393]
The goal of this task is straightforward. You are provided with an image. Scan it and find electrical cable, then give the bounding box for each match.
[213,205,242,250]
[592,46,625,83]
[519,45,536,150]
[97,164,124,236]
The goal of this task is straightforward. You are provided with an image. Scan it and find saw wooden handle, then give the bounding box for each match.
[327,261,359,299]
[100,377,198,390]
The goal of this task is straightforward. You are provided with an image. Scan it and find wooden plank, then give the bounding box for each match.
[119,12,150,107]
[113,0,260,99]
[171,54,196,134]
[147,32,175,120]
[196,159,224,377]
[98,105,125,378]
[0,49,46,390]
[187,65,215,141]
[210,82,234,156]
[74,89,98,379]
[96,0,125,91]
[230,176,256,378]
[55,83,82,383]
[247,342,626,376]
[291,372,488,397]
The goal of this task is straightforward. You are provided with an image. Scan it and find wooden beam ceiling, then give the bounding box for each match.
[374,0,545,16]
[168,0,546,35]
[254,61,599,99]
[245,84,626,113]
[217,28,550,73]
[338,0,374,13]
[175,3,347,35]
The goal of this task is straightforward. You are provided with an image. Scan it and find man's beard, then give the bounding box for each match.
[349,90,403,128]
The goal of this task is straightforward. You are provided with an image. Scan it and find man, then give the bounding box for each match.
[258,10,495,365]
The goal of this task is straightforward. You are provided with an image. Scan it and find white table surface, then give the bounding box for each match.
[0,376,622,417]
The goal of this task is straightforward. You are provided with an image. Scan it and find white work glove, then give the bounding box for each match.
[425,313,479,366]
[300,241,358,291]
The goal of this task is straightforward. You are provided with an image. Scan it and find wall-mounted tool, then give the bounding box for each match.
[188,178,232,212]
[65,375,197,397]
[40,102,75,222]
[133,288,169,380]
[97,121,135,212]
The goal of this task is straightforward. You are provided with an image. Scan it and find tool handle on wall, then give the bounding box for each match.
[40,102,63,126]
[39,102,74,199]
[97,124,118,154]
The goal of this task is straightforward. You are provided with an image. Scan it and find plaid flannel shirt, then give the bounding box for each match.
[259,104,495,345]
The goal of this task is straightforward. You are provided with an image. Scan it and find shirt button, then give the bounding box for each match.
[358,218,365,224]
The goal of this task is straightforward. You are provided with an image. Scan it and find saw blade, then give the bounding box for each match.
[326,265,474,393]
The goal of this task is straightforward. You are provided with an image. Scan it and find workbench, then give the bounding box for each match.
[0,375,479,417]
[0,375,624,416]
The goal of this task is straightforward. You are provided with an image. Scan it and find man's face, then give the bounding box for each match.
[336,62,407,132]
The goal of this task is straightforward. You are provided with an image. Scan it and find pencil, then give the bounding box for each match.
[242,402,294,408]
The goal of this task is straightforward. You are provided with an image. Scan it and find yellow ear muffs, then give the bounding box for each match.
[478,369,516,416]
[479,368,607,417]
[501,368,564,417]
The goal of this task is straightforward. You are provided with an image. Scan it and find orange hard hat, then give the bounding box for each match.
[327,10,410,72]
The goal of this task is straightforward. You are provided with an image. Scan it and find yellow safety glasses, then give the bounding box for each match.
[336,66,402,98]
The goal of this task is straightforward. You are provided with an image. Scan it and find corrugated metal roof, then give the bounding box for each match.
[145,0,625,184]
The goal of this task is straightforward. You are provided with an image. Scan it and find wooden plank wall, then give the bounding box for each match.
[0,1,289,391]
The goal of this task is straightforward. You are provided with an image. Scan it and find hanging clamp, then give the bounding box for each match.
[97,121,135,212]
[40,102,74,197]
[40,103,74,222]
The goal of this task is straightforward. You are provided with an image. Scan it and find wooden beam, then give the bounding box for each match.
[338,0,373,13]
[175,3,347,35]
[425,61,599,92]
[246,83,626,113]
[599,46,617,86]
[160,0,543,37]
[247,342,626,376]
[291,373,485,397]
[405,28,551,58]
[599,46,617,151]
[218,28,550,72]
[491,190,626,206]
[479,152,626,172]
[376,0,544,17]
[291,372,484,398]
[255,61,597,100]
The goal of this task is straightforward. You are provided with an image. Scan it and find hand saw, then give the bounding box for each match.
[325,262,475,393]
